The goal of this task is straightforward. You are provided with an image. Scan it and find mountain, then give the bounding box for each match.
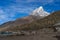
[18,11,60,31]
[0,6,50,31]
[0,6,50,27]
[0,11,60,31]
[30,6,50,17]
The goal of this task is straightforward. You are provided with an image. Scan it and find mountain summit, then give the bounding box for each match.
[30,6,50,17]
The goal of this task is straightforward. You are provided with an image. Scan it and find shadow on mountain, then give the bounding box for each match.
[54,35,60,40]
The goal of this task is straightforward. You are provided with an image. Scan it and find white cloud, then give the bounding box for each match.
[14,0,55,7]
[0,9,6,20]
[15,0,54,5]
[0,15,7,19]
[7,5,35,13]
[0,9,15,24]
[39,0,54,5]
[0,5,35,24]
[0,9,5,15]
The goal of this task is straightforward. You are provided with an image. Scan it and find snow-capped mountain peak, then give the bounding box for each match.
[37,6,44,13]
[30,6,50,17]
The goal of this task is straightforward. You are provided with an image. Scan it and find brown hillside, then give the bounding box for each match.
[19,11,60,31]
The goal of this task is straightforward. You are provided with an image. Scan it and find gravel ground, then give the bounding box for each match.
[0,32,58,40]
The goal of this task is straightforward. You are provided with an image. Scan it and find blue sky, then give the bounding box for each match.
[0,0,60,24]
